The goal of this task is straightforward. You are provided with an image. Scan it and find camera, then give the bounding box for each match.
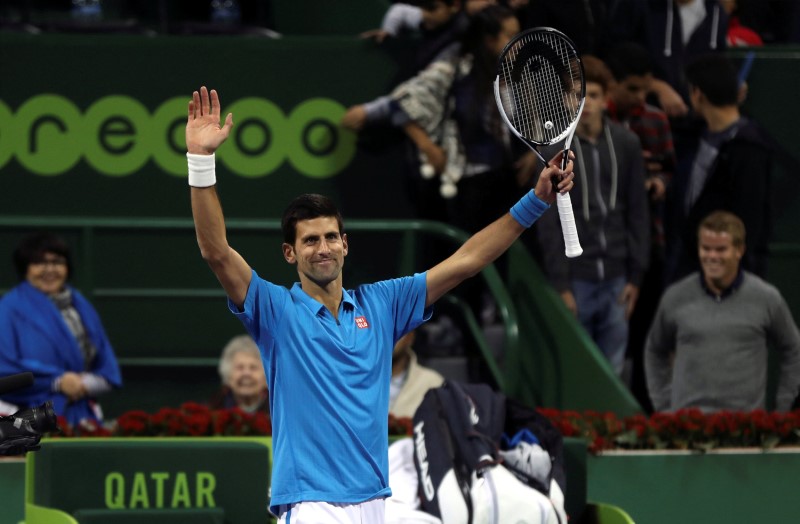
[0,372,59,456]
[0,402,58,455]
[0,401,58,456]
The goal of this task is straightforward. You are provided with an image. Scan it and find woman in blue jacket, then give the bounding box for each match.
[0,232,121,426]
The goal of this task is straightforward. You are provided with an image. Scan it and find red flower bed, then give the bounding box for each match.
[55,404,800,454]
[385,408,800,453]
[538,408,800,453]
[56,402,272,438]
[388,413,413,437]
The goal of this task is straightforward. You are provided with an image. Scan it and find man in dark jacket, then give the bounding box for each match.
[634,0,728,119]
[537,56,649,379]
[664,53,772,285]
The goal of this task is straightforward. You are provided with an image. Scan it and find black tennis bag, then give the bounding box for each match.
[411,381,566,524]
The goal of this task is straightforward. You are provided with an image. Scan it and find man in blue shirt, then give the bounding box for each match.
[185,86,574,523]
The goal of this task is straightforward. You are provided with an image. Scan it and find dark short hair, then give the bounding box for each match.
[281,194,344,245]
[582,55,614,92]
[13,231,73,281]
[699,210,746,248]
[685,54,739,106]
[604,42,653,81]
[460,3,515,56]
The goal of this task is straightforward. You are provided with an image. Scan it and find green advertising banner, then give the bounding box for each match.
[0,33,417,219]
[28,438,271,523]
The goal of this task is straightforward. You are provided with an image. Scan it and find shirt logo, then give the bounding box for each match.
[355,316,370,329]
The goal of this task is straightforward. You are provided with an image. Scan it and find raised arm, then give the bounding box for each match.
[187,86,251,308]
[425,152,574,307]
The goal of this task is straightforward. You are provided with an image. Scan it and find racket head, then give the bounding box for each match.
[494,27,585,147]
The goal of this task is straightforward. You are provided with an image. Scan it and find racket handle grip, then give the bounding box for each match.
[556,193,583,258]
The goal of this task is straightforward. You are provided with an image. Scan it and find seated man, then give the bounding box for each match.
[389,329,444,418]
[210,334,269,415]
[645,211,800,413]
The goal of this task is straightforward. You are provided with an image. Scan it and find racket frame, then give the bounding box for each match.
[493,27,585,258]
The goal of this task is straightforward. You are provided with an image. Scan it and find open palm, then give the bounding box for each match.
[186,86,234,155]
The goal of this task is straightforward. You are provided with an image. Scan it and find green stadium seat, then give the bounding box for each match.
[594,502,637,524]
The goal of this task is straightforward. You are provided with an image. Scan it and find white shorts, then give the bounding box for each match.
[276,498,385,524]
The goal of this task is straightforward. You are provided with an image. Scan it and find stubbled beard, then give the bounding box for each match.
[303,259,341,286]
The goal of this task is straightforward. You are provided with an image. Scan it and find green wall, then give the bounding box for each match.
[8,438,800,524]
[0,458,25,524]
[1,39,796,244]
[729,48,800,324]
[0,32,417,220]
[587,450,800,523]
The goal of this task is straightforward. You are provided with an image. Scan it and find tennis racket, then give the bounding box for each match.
[494,27,584,258]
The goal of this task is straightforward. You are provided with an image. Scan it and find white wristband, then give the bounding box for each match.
[187,153,217,187]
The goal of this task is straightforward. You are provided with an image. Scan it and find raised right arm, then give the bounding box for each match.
[187,86,251,308]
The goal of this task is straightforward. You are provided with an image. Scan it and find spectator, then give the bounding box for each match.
[537,55,650,378]
[521,0,650,56]
[209,334,269,415]
[342,5,534,235]
[604,41,676,406]
[643,0,729,118]
[605,42,676,205]
[646,211,800,413]
[186,84,574,522]
[0,232,121,426]
[721,0,800,44]
[361,0,470,71]
[719,0,764,47]
[343,4,532,321]
[664,53,772,285]
[389,329,444,418]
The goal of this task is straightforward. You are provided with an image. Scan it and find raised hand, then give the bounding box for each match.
[359,28,390,43]
[186,86,234,155]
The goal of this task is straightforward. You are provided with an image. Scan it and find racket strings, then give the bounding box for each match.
[499,32,583,144]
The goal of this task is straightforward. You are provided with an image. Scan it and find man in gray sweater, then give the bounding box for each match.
[645,211,800,413]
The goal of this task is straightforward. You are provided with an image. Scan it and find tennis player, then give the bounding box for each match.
[186,86,574,523]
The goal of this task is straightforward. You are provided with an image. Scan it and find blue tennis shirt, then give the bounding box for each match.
[229,269,432,513]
